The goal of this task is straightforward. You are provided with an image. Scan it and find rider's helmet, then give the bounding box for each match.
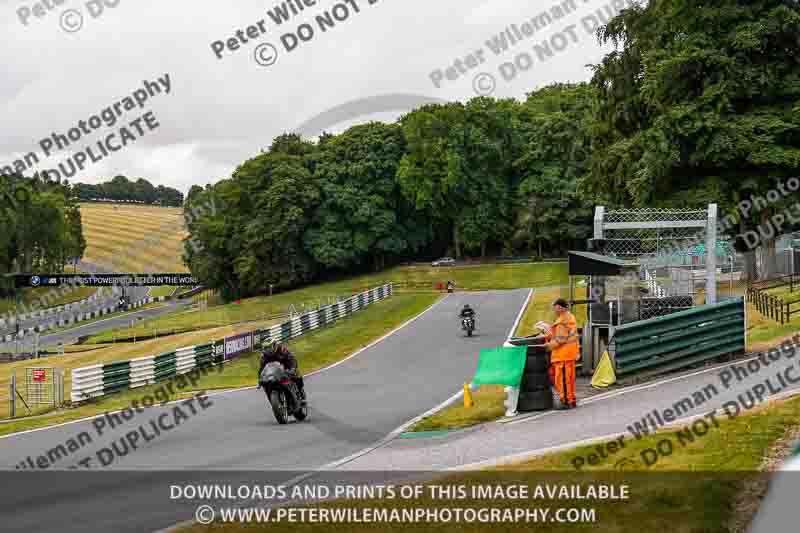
[267,340,281,353]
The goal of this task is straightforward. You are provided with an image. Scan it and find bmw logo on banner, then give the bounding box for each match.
[30,276,41,287]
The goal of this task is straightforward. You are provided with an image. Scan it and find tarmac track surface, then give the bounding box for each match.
[0,287,167,352]
[0,260,160,350]
[0,289,531,533]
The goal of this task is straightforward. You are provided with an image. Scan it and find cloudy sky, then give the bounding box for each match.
[2,0,628,194]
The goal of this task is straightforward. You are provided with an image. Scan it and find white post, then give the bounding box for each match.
[706,203,718,304]
[594,206,605,240]
[504,386,519,417]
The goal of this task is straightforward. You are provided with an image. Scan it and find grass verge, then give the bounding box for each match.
[0,292,440,437]
[190,395,800,533]
[149,286,177,298]
[84,263,568,344]
[410,385,507,433]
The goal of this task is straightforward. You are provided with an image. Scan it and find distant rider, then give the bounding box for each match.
[259,341,306,402]
[459,304,476,327]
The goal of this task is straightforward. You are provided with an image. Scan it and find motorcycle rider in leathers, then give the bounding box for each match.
[258,341,306,404]
[459,304,476,329]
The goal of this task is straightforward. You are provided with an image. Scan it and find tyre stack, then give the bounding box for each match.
[517,341,553,412]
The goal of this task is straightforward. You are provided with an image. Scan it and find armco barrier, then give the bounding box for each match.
[70,284,392,403]
[70,343,214,403]
[2,295,171,343]
[613,297,745,377]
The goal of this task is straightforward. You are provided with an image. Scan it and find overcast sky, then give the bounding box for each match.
[1,0,628,194]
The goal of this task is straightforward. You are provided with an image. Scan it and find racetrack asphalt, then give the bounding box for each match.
[0,285,149,333]
[0,289,531,533]
[0,291,177,352]
[0,260,165,350]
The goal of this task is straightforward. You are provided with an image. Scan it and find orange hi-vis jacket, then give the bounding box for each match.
[545,311,580,362]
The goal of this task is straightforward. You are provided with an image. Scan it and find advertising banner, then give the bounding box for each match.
[224,332,253,361]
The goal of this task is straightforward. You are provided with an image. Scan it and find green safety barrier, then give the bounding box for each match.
[154,351,178,381]
[472,346,528,387]
[101,360,131,394]
[194,343,214,368]
[614,298,745,376]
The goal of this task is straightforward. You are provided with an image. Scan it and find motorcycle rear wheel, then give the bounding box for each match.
[269,390,289,424]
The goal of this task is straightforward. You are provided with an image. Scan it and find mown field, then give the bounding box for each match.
[79,203,188,272]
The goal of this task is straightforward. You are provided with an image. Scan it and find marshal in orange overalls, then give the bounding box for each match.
[545,310,579,407]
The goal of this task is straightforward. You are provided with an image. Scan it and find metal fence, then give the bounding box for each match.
[595,205,722,321]
[8,366,65,418]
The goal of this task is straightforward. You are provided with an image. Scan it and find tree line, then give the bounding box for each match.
[183,84,596,299]
[182,0,798,298]
[73,176,183,206]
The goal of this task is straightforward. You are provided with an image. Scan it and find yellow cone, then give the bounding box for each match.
[591,351,617,388]
[464,383,474,408]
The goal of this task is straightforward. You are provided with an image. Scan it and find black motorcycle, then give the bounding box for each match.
[259,362,307,424]
[461,316,475,337]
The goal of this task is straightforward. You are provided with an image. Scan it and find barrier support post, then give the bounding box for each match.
[9,373,15,418]
[504,386,519,417]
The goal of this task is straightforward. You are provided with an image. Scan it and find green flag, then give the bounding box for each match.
[472,346,528,387]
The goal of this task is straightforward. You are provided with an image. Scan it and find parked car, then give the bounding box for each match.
[431,257,456,267]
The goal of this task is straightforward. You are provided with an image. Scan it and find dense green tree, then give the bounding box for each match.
[185,134,321,299]
[513,84,595,257]
[397,98,520,257]
[182,1,800,294]
[305,122,428,271]
[586,0,800,277]
[183,179,241,299]
[186,185,204,205]
[0,174,85,297]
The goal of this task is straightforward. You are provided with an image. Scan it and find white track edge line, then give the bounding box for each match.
[505,288,533,342]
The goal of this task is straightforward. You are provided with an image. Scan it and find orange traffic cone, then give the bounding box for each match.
[464,383,474,408]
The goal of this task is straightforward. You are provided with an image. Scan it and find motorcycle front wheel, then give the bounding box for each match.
[269,389,289,424]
